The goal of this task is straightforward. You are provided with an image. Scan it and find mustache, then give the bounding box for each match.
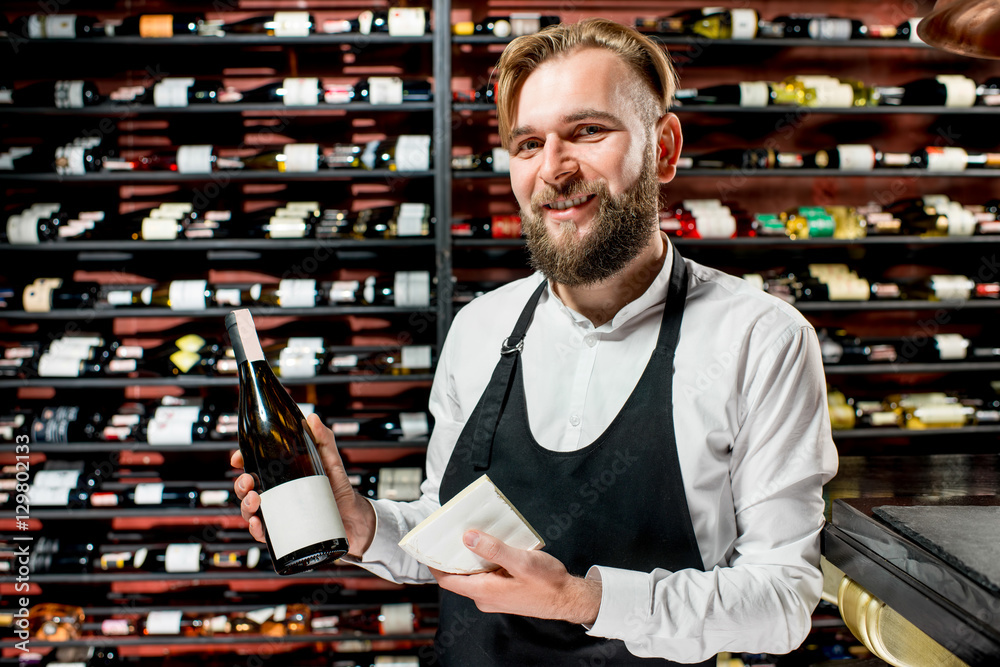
[530,179,609,212]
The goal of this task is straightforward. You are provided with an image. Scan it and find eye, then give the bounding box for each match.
[517,139,542,153]
[580,125,603,136]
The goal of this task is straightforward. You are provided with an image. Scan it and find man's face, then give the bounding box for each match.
[508,47,661,286]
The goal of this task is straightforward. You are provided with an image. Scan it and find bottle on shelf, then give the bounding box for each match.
[350,77,433,104]
[145,78,227,107]
[450,214,522,239]
[877,75,979,107]
[11,14,102,38]
[772,15,868,40]
[311,602,434,636]
[684,148,804,170]
[226,308,350,575]
[327,412,432,442]
[104,14,205,38]
[230,78,323,106]
[0,80,102,107]
[635,9,759,39]
[203,12,315,37]
[108,145,243,173]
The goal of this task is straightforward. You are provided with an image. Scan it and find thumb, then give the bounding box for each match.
[463,530,514,568]
[306,413,353,497]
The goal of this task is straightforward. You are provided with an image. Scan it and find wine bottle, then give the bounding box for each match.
[774,15,868,40]
[149,78,225,107]
[328,412,431,441]
[231,78,322,106]
[226,309,349,575]
[351,77,433,104]
[352,203,432,238]
[349,466,424,501]
[351,136,433,171]
[1,80,102,107]
[31,405,106,442]
[450,214,522,239]
[12,14,101,38]
[254,279,324,308]
[311,602,428,636]
[877,75,979,107]
[18,277,101,312]
[689,148,804,170]
[104,14,204,38]
[115,145,242,173]
[977,77,1000,106]
[214,12,314,37]
[4,204,64,244]
[241,143,324,172]
[635,9,757,39]
[356,272,433,307]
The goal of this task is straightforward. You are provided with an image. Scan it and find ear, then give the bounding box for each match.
[654,113,683,184]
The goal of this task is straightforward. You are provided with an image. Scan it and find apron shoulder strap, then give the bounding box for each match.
[469,279,547,469]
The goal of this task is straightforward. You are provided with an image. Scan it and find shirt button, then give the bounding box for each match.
[584,334,598,347]
[569,414,581,427]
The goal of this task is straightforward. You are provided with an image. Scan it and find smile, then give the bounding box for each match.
[544,194,595,210]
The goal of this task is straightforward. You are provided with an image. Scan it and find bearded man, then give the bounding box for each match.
[235,17,838,665]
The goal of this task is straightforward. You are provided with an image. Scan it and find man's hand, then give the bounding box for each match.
[230,412,377,558]
[431,530,602,625]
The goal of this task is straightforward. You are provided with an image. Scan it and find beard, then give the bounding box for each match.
[520,147,660,287]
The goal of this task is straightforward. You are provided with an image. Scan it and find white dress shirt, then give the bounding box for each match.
[350,234,840,662]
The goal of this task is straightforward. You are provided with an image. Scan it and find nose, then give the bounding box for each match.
[538,137,578,186]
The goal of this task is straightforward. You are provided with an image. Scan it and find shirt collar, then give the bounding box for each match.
[544,232,675,332]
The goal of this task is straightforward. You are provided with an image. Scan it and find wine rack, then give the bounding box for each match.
[2,0,999,664]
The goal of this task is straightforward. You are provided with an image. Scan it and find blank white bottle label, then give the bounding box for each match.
[368,474,423,504]
[913,404,969,424]
[283,143,319,172]
[101,619,131,635]
[287,337,324,353]
[937,75,977,108]
[272,12,311,36]
[55,80,85,108]
[267,218,308,237]
[259,474,346,559]
[213,288,241,306]
[282,78,319,106]
[141,217,179,240]
[737,82,770,107]
[369,77,404,105]
[925,147,968,172]
[177,145,213,173]
[837,145,876,171]
[379,603,415,634]
[405,271,431,307]
[400,412,430,439]
[34,470,82,488]
[200,489,230,506]
[401,345,431,369]
[134,482,165,505]
[934,334,969,360]
[165,543,202,572]
[278,349,316,378]
[730,9,758,39]
[28,485,72,507]
[395,135,431,171]
[277,279,317,307]
[153,78,195,108]
[167,280,207,310]
[332,422,361,436]
[808,18,852,40]
[6,214,39,244]
[37,354,82,377]
[397,203,427,236]
[387,8,426,36]
[145,610,183,635]
[491,147,511,173]
[329,280,360,303]
[930,275,973,300]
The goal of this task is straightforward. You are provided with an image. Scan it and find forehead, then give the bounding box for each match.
[514,47,643,130]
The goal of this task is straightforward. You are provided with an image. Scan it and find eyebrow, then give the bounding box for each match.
[510,109,623,141]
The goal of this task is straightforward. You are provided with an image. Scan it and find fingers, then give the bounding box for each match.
[233,473,254,500]
[247,514,266,543]
[463,531,512,568]
[230,448,244,469]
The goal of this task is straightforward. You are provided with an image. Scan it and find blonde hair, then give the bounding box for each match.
[495,18,678,149]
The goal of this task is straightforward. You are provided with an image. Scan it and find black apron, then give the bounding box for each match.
[436,246,713,666]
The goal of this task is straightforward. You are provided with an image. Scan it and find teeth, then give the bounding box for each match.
[548,195,590,210]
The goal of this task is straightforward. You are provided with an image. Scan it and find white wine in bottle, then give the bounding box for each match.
[225,308,349,575]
